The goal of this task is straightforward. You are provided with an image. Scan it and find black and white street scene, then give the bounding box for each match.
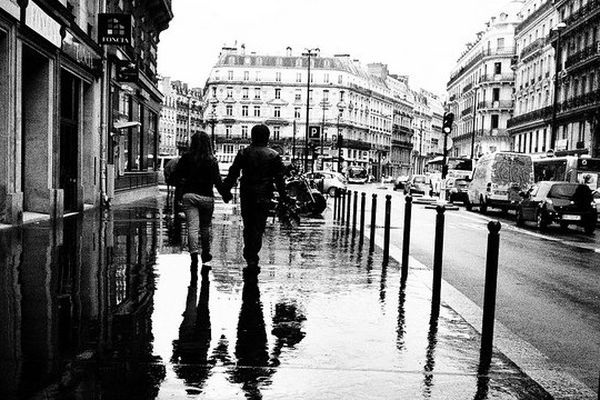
[1,0,600,399]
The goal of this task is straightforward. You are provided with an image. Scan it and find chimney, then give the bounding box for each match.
[240,44,246,55]
[286,46,292,56]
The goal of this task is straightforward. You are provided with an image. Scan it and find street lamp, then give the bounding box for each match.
[302,48,319,173]
[186,93,192,146]
[550,22,567,151]
[337,110,343,173]
[209,110,217,153]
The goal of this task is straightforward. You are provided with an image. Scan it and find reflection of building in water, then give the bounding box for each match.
[0,207,162,400]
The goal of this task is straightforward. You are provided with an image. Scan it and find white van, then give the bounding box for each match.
[467,152,534,213]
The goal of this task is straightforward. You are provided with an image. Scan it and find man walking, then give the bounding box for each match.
[223,124,288,277]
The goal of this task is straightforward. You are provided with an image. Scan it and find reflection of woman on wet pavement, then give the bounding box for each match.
[171,276,212,389]
[174,131,232,277]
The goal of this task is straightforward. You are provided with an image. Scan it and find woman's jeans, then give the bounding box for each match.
[182,193,214,260]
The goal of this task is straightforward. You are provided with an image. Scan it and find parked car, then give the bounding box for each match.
[593,189,600,222]
[394,175,410,191]
[404,175,432,196]
[305,170,347,197]
[515,181,597,234]
[447,178,470,204]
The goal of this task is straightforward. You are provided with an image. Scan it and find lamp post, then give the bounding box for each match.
[186,93,192,146]
[337,111,343,173]
[303,48,318,173]
[209,110,217,153]
[550,22,567,151]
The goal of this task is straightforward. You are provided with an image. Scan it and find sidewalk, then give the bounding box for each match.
[0,193,586,399]
[151,196,554,399]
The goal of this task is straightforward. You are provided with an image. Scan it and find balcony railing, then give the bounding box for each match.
[565,43,600,70]
[478,100,514,110]
[557,89,600,113]
[515,1,553,34]
[520,37,548,60]
[461,106,473,117]
[479,73,515,83]
[448,48,516,87]
[507,106,553,128]
[462,82,473,93]
[564,0,600,28]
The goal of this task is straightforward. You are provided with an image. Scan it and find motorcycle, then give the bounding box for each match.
[284,173,327,216]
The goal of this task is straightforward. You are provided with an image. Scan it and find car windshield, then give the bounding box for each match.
[548,183,591,201]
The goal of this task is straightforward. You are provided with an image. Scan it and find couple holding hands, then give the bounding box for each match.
[174,124,289,279]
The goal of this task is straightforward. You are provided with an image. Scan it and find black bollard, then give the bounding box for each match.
[333,191,337,221]
[369,194,377,253]
[480,221,501,367]
[359,192,366,249]
[383,194,392,265]
[401,195,413,282]
[346,188,352,232]
[431,205,446,317]
[352,191,358,238]
[340,189,346,224]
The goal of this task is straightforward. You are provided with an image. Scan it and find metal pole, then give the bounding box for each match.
[321,101,326,158]
[470,88,478,160]
[383,194,392,265]
[431,205,446,317]
[550,29,562,151]
[333,190,338,221]
[304,50,312,173]
[337,113,342,173]
[352,191,358,238]
[346,188,352,232]
[369,194,377,253]
[340,189,346,224]
[359,192,366,249]
[292,119,297,163]
[401,195,412,282]
[480,221,501,366]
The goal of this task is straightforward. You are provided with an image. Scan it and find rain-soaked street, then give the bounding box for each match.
[0,193,561,400]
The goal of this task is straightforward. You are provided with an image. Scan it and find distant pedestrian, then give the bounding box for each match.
[164,156,181,213]
[175,131,232,277]
[223,124,289,277]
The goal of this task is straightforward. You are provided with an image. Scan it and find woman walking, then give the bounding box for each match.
[175,131,231,278]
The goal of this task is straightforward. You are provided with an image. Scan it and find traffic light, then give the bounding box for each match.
[442,112,454,134]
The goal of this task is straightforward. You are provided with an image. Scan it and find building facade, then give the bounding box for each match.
[202,45,412,177]
[551,0,600,157]
[0,0,172,225]
[447,0,524,158]
[387,74,415,176]
[158,77,203,157]
[508,0,559,155]
[410,89,445,174]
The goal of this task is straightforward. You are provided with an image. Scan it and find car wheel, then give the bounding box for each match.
[479,196,488,214]
[584,221,595,235]
[536,210,548,232]
[559,222,569,231]
[328,187,337,197]
[516,209,524,227]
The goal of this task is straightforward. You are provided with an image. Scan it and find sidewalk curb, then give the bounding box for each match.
[368,228,596,400]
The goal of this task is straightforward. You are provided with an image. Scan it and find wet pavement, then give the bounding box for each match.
[0,195,555,399]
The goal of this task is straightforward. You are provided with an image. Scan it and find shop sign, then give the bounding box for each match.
[0,0,19,19]
[116,60,138,82]
[62,31,99,71]
[25,2,62,48]
[98,14,132,45]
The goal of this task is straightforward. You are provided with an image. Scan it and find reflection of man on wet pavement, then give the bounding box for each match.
[223,124,288,277]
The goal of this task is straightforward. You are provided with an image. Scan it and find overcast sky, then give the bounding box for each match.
[158,0,513,95]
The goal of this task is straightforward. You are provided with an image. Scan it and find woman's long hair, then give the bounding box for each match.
[189,131,214,163]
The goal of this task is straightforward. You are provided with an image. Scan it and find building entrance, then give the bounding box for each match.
[59,70,80,212]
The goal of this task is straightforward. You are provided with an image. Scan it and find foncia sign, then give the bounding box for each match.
[98,14,132,45]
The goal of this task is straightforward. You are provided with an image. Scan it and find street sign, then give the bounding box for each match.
[309,126,321,141]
